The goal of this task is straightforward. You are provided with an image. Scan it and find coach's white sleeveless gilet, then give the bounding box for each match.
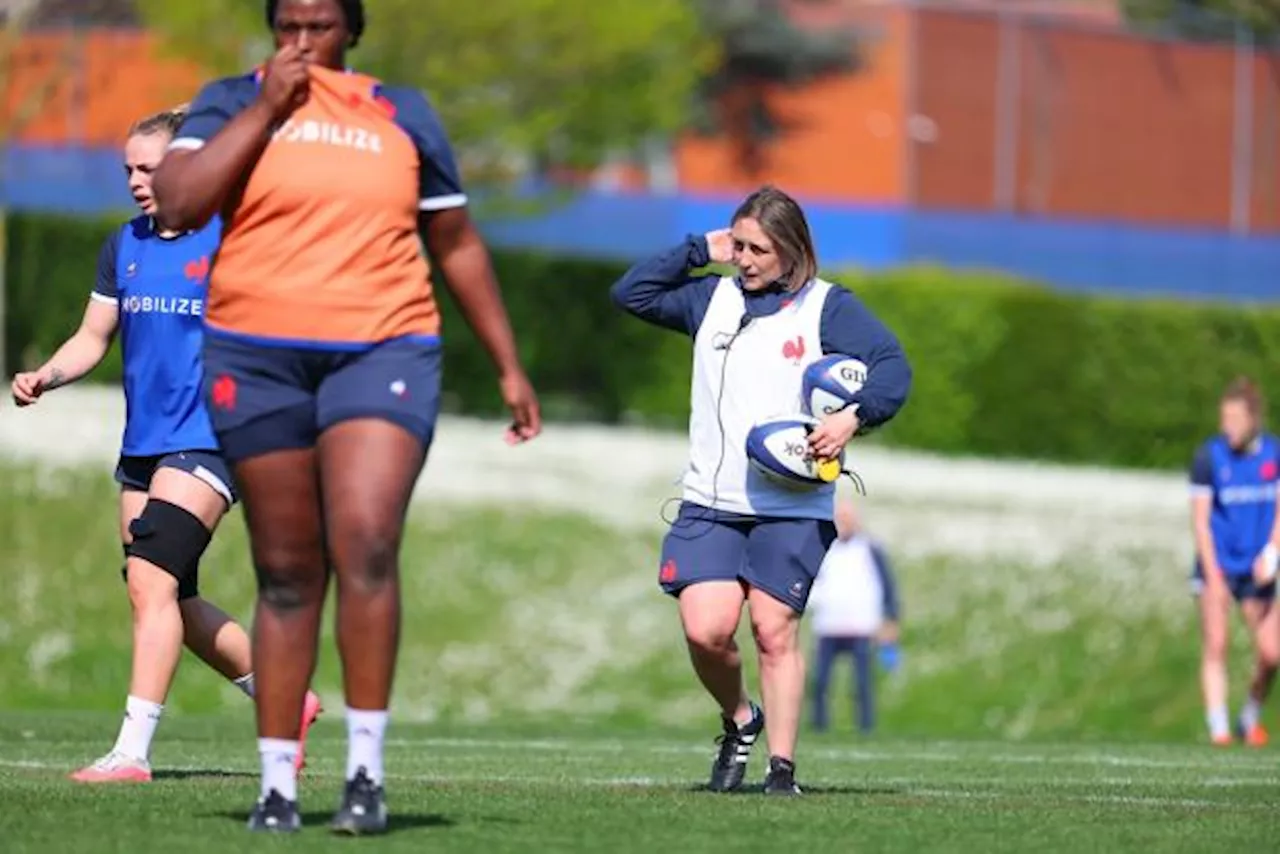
[683,276,834,519]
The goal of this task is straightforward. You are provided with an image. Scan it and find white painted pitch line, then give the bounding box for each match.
[5,734,1272,772]
[5,759,1272,790]
[14,738,1268,773]
[908,787,1242,810]
[1,759,1268,811]
[381,736,1279,772]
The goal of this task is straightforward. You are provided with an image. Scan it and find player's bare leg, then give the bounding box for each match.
[678,582,762,792]
[1199,584,1232,744]
[748,587,804,795]
[179,597,323,769]
[1239,597,1280,746]
[237,448,328,833]
[73,474,219,783]
[317,419,427,835]
[70,557,180,783]
[179,597,253,683]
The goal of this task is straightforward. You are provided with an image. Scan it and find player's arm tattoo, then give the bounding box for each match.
[43,367,68,390]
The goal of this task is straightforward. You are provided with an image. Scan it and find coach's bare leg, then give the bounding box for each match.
[748,587,804,761]
[124,469,227,703]
[679,581,753,724]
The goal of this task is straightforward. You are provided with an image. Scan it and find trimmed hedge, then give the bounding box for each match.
[7,212,126,383]
[6,212,1271,470]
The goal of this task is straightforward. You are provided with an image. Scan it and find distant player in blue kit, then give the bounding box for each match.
[1189,376,1280,747]
[9,106,320,783]
[611,185,912,794]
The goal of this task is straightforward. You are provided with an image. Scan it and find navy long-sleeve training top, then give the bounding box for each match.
[609,235,912,429]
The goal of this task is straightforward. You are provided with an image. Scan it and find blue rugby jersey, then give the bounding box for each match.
[1189,433,1280,576]
[92,215,222,456]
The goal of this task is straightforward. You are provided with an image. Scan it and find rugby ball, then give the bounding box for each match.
[802,354,867,417]
[746,416,844,490]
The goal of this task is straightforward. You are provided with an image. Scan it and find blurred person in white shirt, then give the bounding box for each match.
[808,498,901,733]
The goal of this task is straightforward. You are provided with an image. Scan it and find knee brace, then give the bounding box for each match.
[122,561,201,600]
[124,499,211,599]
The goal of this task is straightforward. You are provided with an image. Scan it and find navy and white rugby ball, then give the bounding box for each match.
[802,354,867,417]
[746,416,844,489]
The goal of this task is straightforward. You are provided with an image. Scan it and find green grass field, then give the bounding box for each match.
[1,714,1276,852]
[1,456,1276,850]
[0,459,1242,739]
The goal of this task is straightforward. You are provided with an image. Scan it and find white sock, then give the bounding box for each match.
[1207,705,1231,738]
[1240,697,1262,730]
[259,738,299,801]
[233,673,256,698]
[113,696,163,762]
[346,707,389,783]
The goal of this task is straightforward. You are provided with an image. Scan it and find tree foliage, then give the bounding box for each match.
[1,0,88,143]
[135,0,711,184]
[689,0,863,170]
[136,0,874,181]
[1121,0,1280,42]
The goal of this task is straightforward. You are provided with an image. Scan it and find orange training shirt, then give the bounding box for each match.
[170,65,468,348]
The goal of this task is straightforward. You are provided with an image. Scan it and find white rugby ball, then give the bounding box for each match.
[802,354,867,417]
[745,415,844,490]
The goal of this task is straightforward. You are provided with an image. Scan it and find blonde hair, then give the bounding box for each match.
[127,103,190,139]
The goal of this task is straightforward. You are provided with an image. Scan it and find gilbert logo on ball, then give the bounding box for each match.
[802,354,868,417]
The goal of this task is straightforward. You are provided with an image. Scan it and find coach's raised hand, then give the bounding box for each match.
[704,228,735,265]
[259,44,310,117]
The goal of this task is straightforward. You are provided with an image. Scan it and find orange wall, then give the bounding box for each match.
[911,12,1251,230]
[909,10,1003,211]
[9,19,1275,234]
[676,7,1278,233]
[1251,56,1280,233]
[3,30,207,146]
[1011,25,1235,228]
[675,7,909,203]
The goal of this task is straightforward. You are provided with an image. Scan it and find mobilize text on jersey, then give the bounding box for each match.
[121,295,203,316]
[272,119,384,153]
